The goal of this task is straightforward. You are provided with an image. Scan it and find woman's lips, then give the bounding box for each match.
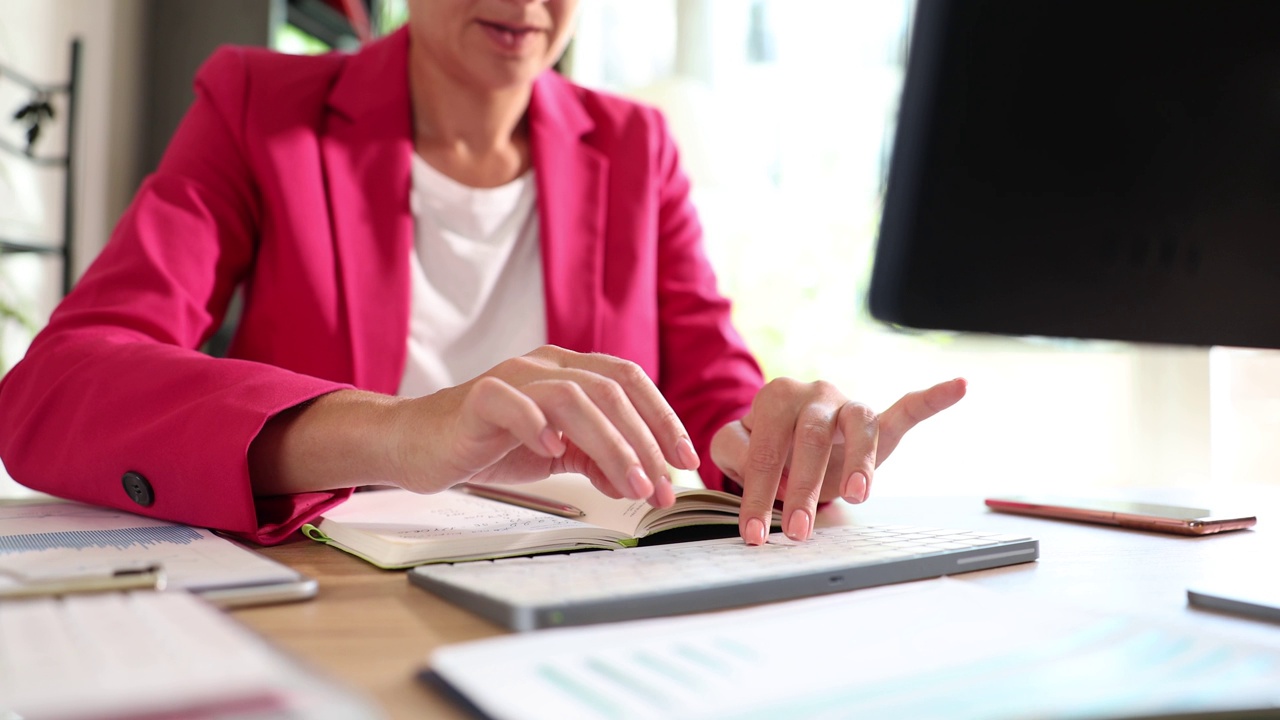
[478,20,540,53]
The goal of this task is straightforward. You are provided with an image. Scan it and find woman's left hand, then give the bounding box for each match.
[710,377,967,545]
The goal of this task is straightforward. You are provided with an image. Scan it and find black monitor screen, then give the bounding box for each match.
[870,0,1280,348]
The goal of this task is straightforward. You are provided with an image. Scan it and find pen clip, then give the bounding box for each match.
[0,563,167,600]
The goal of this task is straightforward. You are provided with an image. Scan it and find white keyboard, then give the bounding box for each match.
[410,524,1038,631]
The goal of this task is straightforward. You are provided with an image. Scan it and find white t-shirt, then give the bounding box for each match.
[397,153,548,398]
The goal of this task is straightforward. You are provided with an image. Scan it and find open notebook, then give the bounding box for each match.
[304,473,781,569]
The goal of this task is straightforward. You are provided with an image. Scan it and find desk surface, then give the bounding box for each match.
[235,489,1280,719]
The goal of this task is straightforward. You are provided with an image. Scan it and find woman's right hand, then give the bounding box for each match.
[249,346,698,507]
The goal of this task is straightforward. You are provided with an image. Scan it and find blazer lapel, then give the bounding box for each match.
[320,29,414,393]
[528,74,608,352]
[318,40,607,389]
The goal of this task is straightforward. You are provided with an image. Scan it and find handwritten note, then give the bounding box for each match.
[321,489,593,542]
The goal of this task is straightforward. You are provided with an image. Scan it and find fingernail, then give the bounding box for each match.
[676,437,700,469]
[785,509,811,541]
[627,465,653,499]
[657,475,676,508]
[648,475,675,508]
[745,517,767,546]
[841,471,868,504]
[540,428,565,456]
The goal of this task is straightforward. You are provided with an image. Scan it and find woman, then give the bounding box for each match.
[0,0,964,546]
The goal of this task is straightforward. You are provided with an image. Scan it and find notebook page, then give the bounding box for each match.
[516,474,652,537]
[515,473,747,538]
[312,487,635,566]
[318,487,600,540]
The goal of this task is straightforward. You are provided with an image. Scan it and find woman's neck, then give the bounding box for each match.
[409,54,534,188]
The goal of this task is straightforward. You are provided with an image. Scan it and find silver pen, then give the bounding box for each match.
[459,483,586,518]
[0,564,167,600]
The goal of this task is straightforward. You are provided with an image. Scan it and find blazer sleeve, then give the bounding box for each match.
[0,48,353,545]
[648,111,765,492]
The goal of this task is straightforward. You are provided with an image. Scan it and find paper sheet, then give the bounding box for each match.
[0,590,381,719]
[0,502,300,591]
[430,579,1280,720]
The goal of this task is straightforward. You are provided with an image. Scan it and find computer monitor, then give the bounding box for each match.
[869,0,1280,348]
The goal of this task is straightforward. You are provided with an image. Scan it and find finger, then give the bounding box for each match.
[836,401,879,504]
[553,363,676,508]
[875,378,967,466]
[571,452,673,505]
[780,399,838,541]
[564,352,700,474]
[521,379,655,501]
[710,419,750,492]
[737,383,801,546]
[580,455,675,506]
[494,349,679,507]
[455,377,563,468]
[650,473,677,508]
[588,474,625,499]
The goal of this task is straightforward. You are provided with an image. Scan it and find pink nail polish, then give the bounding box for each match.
[627,466,653,498]
[841,471,868,504]
[648,476,673,508]
[658,476,676,508]
[539,428,565,457]
[786,509,811,541]
[745,517,767,545]
[676,437,700,469]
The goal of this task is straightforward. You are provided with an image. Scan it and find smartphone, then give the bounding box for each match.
[1188,582,1280,623]
[984,495,1257,536]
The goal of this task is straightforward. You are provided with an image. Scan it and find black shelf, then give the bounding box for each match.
[0,38,80,297]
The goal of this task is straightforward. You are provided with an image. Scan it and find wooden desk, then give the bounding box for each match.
[235,489,1280,719]
[230,539,499,718]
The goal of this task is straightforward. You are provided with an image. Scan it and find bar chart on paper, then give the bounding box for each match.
[428,580,1280,720]
[0,522,203,553]
[0,502,298,591]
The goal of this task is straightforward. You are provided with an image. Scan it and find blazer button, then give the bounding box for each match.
[121,471,155,507]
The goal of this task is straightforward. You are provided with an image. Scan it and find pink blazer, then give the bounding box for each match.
[0,28,763,544]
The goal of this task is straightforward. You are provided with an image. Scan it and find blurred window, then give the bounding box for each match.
[565,0,1221,494]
